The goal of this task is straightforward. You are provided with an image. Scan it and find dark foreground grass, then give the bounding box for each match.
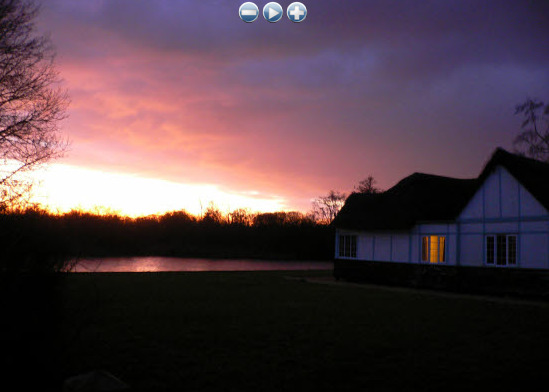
[58,271,549,391]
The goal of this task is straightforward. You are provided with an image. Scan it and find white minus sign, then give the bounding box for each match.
[241,10,258,15]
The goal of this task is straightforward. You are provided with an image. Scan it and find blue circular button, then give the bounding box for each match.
[287,2,307,23]
[239,2,259,23]
[263,2,283,23]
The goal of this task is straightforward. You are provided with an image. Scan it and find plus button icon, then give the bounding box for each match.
[289,6,304,20]
[287,3,307,22]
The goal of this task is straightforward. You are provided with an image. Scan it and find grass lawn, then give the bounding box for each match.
[58,270,549,391]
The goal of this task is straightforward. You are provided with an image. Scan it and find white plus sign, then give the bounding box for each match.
[289,5,304,21]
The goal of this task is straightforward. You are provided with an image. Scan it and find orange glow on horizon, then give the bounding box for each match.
[30,164,288,217]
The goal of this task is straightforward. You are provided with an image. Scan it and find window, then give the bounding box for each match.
[421,235,446,263]
[508,236,517,265]
[486,236,495,264]
[339,235,357,258]
[485,235,517,266]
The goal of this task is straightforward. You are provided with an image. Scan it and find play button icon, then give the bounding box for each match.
[263,2,283,23]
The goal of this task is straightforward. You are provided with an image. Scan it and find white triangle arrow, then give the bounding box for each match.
[268,7,280,19]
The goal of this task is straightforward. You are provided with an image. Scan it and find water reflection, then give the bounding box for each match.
[73,257,332,273]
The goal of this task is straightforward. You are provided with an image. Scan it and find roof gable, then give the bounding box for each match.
[478,148,549,211]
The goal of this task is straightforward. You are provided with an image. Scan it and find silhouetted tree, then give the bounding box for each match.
[355,175,381,194]
[228,208,252,226]
[311,190,346,224]
[285,211,312,225]
[513,98,549,162]
[0,0,68,210]
[160,210,195,225]
[253,212,287,227]
[201,202,224,225]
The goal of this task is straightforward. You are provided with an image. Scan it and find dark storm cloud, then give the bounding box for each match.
[50,1,549,65]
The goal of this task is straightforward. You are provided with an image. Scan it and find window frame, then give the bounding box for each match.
[338,234,357,259]
[421,235,446,264]
[485,234,518,267]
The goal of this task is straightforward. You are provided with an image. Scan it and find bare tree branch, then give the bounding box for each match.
[513,98,549,162]
[0,0,68,210]
[355,175,381,194]
[311,190,346,224]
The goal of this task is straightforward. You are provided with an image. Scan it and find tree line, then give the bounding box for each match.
[0,206,335,272]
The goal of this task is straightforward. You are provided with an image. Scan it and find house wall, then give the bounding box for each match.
[336,229,411,263]
[335,166,549,269]
[457,166,549,269]
[336,225,458,265]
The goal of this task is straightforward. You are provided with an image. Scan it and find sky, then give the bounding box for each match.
[31,0,549,216]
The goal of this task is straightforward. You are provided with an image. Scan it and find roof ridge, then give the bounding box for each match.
[333,148,549,231]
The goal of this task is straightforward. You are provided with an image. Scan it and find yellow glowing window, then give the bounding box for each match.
[421,236,446,263]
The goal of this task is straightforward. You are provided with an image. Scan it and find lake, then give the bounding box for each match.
[72,257,333,273]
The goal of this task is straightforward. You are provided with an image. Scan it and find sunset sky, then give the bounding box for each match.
[31,0,549,216]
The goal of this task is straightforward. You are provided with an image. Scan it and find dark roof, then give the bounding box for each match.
[332,148,549,231]
[332,174,478,230]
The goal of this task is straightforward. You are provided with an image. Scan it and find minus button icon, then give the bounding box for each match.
[239,2,260,22]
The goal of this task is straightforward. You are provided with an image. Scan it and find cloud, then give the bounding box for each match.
[36,0,549,212]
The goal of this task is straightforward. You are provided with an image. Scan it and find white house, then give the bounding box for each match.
[333,148,549,271]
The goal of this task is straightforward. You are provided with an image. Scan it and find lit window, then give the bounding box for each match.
[486,235,517,266]
[339,235,357,258]
[421,235,446,263]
